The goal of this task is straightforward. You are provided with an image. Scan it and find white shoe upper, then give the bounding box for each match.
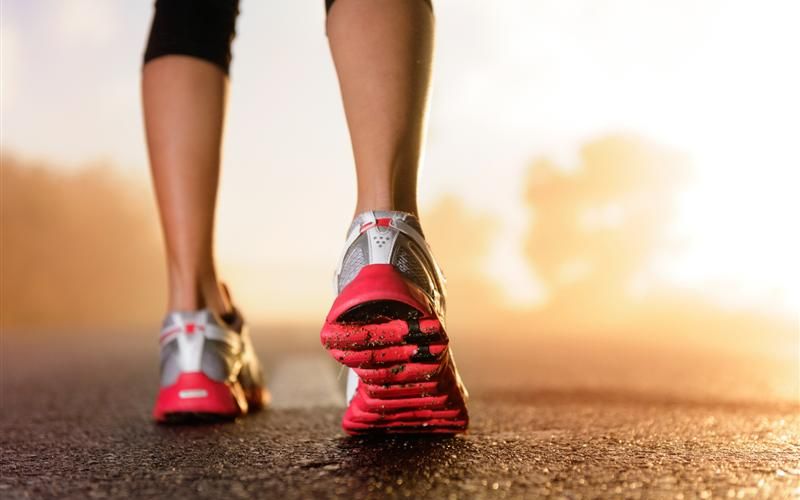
[158,309,263,391]
[334,210,448,321]
[333,210,451,403]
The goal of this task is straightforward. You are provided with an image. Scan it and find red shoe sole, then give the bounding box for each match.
[321,264,468,435]
[153,372,262,423]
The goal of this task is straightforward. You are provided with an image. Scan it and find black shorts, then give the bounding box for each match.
[144,0,433,75]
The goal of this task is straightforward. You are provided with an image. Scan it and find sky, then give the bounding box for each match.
[2,0,799,322]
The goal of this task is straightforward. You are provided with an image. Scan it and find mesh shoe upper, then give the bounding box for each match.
[158,309,262,391]
[334,210,447,321]
[327,211,469,419]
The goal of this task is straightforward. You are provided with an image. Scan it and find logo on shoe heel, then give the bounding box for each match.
[178,389,209,399]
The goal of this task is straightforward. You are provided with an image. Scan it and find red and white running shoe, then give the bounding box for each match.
[321,210,469,435]
[153,305,269,423]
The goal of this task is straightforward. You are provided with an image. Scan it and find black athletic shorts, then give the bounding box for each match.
[144,0,433,75]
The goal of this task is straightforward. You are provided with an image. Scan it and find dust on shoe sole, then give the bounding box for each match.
[322,300,468,435]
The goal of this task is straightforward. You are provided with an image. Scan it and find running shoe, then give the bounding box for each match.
[152,304,269,423]
[321,210,469,434]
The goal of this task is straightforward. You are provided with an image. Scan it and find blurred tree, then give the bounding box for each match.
[1,155,165,330]
[524,135,688,316]
[423,195,500,325]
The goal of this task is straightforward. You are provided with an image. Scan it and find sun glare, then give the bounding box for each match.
[663,149,799,316]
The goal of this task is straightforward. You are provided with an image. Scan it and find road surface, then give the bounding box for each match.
[2,326,798,499]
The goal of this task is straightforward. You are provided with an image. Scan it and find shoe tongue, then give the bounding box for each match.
[347,210,423,239]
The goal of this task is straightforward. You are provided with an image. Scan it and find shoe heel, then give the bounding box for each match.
[152,372,247,423]
[325,264,432,323]
[320,265,468,435]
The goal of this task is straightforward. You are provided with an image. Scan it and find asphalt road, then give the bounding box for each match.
[2,326,798,499]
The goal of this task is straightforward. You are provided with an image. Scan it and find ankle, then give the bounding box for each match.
[354,197,418,219]
[166,265,230,314]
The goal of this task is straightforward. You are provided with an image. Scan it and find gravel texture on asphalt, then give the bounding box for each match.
[2,329,798,499]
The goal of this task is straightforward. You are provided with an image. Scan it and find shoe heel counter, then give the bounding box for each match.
[326,264,433,322]
[336,222,402,292]
[159,313,207,386]
[362,223,401,266]
[174,327,206,373]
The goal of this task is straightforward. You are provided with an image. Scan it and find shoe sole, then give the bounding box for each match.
[153,372,270,424]
[321,264,468,435]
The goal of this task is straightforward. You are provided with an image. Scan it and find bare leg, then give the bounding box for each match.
[142,56,231,314]
[327,0,435,217]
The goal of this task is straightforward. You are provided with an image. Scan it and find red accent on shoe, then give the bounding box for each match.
[340,357,469,434]
[325,264,433,323]
[152,372,246,422]
[359,217,392,233]
[353,362,442,385]
[320,318,442,350]
[362,381,440,399]
[328,344,447,368]
[357,392,449,411]
[342,405,467,433]
[321,261,468,435]
[159,327,182,342]
[348,402,463,423]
